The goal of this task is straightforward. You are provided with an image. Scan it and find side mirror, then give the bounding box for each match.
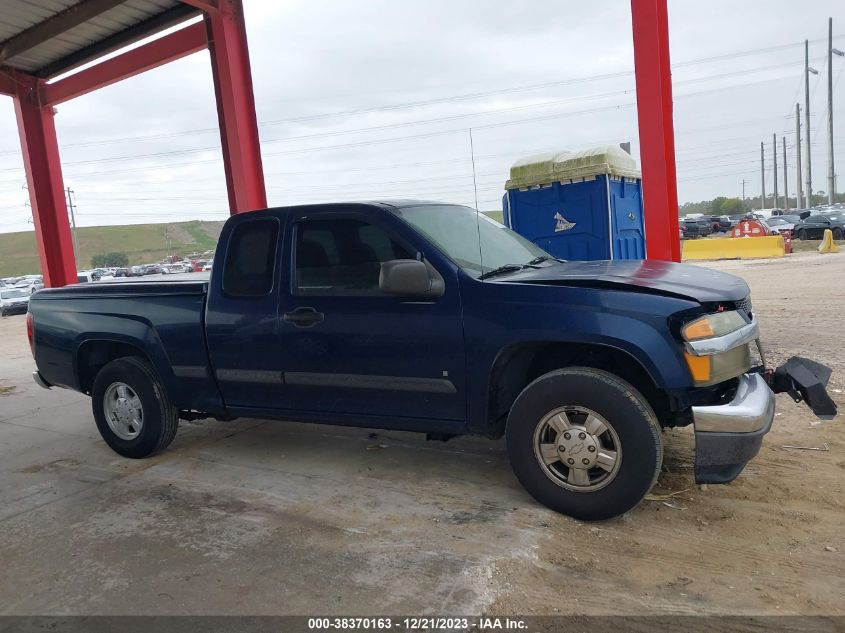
[379,259,436,296]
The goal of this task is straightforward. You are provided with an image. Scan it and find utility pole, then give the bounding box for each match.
[65,187,79,265]
[782,136,789,210]
[828,17,845,205]
[805,39,818,207]
[164,226,172,261]
[741,178,747,200]
[760,142,766,211]
[772,133,779,210]
[796,103,804,208]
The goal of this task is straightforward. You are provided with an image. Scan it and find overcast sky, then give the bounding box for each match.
[0,0,843,233]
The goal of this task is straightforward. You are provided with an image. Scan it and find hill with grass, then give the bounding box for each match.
[0,220,225,277]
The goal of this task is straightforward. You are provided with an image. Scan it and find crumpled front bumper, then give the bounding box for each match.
[693,372,775,484]
[692,357,837,484]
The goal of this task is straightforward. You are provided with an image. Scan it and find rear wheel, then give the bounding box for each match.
[91,356,178,458]
[506,367,662,521]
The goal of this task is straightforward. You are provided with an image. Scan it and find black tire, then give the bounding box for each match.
[91,356,178,458]
[797,229,807,240]
[833,228,843,240]
[506,367,662,521]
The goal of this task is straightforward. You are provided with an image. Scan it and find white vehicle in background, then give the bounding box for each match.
[14,277,44,294]
[161,263,191,274]
[76,271,103,284]
[0,287,30,317]
[201,261,213,272]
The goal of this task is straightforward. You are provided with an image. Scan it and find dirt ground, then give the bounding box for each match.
[0,250,843,617]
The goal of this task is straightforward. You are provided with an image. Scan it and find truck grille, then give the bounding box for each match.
[735,296,753,318]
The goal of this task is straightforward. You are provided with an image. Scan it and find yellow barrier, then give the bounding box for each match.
[818,228,840,254]
[682,235,785,261]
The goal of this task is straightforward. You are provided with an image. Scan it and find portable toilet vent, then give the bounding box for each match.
[502,146,646,261]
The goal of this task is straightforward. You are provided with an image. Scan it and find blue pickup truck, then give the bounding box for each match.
[27,201,836,520]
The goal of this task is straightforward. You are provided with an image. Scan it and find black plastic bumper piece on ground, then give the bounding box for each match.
[694,414,773,484]
[770,356,837,419]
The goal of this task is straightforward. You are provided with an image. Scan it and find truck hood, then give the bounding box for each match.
[498,259,749,304]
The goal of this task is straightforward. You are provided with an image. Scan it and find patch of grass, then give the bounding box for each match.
[482,210,504,224]
[182,221,220,252]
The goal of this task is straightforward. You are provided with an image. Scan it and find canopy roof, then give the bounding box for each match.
[0,0,199,79]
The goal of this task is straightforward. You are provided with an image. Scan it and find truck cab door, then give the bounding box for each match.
[205,213,286,410]
[275,206,466,424]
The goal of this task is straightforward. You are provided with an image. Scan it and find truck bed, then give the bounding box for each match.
[28,274,222,414]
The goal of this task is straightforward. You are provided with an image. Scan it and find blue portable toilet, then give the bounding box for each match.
[502,146,646,260]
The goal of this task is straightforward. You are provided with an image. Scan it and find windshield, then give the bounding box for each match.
[1,289,27,299]
[392,204,549,277]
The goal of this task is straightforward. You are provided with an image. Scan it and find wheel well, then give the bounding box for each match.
[487,342,669,437]
[76,340,148,394]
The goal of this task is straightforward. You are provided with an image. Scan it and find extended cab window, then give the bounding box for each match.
[223,218,279,297]
[295,219,413,295]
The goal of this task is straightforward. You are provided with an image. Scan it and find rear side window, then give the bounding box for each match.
[223,218,280,297]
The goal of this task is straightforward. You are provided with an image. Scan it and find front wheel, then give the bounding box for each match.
[833,228,843,240]
[91,356,179,458]
[506,367,662,521]
[797,229,808,240]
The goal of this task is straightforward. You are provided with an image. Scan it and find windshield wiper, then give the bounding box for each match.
[479,263,538,280]
[526,255,566,265]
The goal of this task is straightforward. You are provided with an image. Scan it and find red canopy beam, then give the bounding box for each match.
[42,21,208,106]
[205,0,267,213]
[13,73,77,287]
[631,0,681,262]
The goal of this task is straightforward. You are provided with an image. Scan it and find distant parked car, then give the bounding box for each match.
[681,218,703,238]
[765,217,796,235]
[694,218,712,237]
[792,215,845,240]
[76,271,103,284]
[706,215,732,232]
[14,279,43,294]
[142,264,162,275]
[0,287,30,317]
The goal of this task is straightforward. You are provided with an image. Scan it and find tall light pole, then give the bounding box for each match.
[760,142,766,211]
[783,136,789,210]
[805,39,819,207]
[773,133,779,210]
[796,104,804,208]
[828,17,845,205]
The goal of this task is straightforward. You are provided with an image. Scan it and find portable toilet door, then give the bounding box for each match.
[608,175,646,259]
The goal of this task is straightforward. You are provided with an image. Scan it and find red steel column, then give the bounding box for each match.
[631,0,681,262]
[205,0,267,214]
[13,74,77,287]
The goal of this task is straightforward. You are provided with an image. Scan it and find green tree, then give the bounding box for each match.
[91,252,129,268]
[709,197,728,214]
[718,198,745,215]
